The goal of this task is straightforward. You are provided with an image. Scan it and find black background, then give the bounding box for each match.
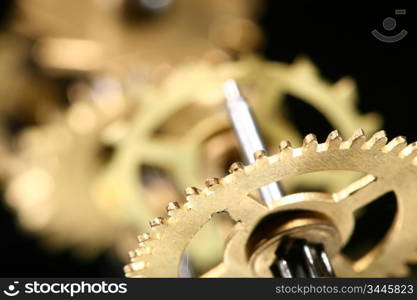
[0,1,416,276]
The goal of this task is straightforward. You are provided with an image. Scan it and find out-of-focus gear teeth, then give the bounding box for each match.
[362,130,387,150]
[228,162,245,173]
[383,136,407,154]
[4,0,263,262]
[332,77,356,100]
[124,129,417,278]
[253,149,266,160]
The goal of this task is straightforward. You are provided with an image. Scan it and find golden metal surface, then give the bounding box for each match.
[1,55,381,272]
[96,55,380,229]
[124,129,417,277]
[3,83,132,256]
[247,211,340,277]
[12,0,262,76]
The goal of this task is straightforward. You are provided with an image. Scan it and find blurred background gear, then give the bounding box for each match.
[0,1,416,277]
[0,0,263,276]
[11,0,263,77]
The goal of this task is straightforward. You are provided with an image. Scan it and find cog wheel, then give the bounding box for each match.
[124,129,417,277]
[1,56,380,267]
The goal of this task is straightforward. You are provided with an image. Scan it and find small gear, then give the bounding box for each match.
[124,129,417,277]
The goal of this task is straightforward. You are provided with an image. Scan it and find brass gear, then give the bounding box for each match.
[94,56,380,270]
[95,56,381,222]
[124,129,417,277]
[96,56,381,202]
[12,0,262,76]
[2,56,380,265]
[3,82,132,256]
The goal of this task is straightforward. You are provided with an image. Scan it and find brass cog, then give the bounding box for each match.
[124,129,417,277]
[12,0,262,76]
[3,82,132,256]
[1,56,381,266]
[93,56,380,270]
[94,56,381,271]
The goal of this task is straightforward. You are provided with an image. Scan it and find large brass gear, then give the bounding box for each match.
[2,56,380,266]
[124,129,417,277]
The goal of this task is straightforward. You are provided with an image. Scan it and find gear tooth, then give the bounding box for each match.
[277,140,293,159]
[325,130,342,150]
[352,128,365,138]
[253,150,266,160]
[128,250,136,259]
[302,133,318,151]
[399,141,417,160]
[166,201,180,212]
[184,186,201,201]
[333,77,356,100]
[293,56,315,73]
[132,246,153,258]
[166,201,181,217]
[205,177,220,188]
[341,129,366,149]
[149,217,165,228]
[363,130,387,150]
[228,162,244,173]
[137,233,151,243]
[278,140,292,151]
[383,136,407,154]
[130,260,148,271]
[123,264,133,274]
[184,186,200,196]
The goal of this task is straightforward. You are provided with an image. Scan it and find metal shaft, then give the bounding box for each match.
[271,238,335,278]
[224,79,285,207]
[223,79,335,278]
